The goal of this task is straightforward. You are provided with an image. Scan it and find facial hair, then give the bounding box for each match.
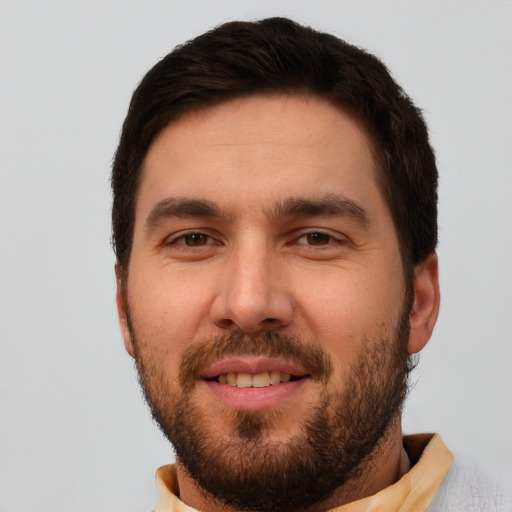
[128,306,411,512]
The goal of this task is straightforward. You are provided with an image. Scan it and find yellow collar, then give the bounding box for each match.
[154,434,453,512]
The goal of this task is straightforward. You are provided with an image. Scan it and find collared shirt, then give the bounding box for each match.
[154,433,453,512]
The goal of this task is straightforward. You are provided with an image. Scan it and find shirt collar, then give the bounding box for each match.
[154,433,453,512]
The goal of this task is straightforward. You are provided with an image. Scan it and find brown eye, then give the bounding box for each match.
[306,232,331,245]
[182,233,210,246]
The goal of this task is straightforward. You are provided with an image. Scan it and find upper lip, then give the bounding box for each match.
[201,356,308,379]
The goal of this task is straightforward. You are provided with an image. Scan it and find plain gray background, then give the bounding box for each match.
[1,1,511,510]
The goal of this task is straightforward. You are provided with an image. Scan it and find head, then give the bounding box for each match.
[112,18,440,512]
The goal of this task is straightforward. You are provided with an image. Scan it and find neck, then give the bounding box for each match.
[175,420,408,512]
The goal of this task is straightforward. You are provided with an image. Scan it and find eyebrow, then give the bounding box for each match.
[145,194,371,232]
[145,198,221,231]
[272,195,371,228]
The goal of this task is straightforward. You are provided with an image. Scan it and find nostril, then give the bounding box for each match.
[218,318,236,329]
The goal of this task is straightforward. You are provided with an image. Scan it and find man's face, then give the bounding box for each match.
[118,95,421,511]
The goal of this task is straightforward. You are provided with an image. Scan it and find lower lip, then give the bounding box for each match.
[203,379,308,411]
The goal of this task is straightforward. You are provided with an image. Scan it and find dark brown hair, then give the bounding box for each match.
[112,17,437,277]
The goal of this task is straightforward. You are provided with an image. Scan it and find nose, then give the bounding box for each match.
[210,244,294,335]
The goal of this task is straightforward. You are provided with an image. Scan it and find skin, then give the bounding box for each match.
[117,94,440,511]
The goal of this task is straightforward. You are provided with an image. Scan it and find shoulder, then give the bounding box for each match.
[427,454,512,512]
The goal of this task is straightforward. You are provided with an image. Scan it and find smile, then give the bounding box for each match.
[201,356,310,410]
[209,371,303,388]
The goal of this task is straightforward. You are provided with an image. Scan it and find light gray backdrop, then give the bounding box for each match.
[1,1,511,511]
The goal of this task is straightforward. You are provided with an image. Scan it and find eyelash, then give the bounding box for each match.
[294,231,346,246]
[164,230,347,249]
[165,232,218,247]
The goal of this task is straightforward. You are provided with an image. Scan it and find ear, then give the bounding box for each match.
[408,253,440,354]
[115,264,135,358]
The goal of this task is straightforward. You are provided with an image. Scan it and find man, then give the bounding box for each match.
[112,17,510,512]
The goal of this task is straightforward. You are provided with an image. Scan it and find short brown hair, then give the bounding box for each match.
[112,17,437,277]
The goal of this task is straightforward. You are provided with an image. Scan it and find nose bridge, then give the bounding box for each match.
[211,235,292,333]
[232,240,272,306]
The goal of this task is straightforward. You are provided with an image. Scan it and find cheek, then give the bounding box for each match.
[291,261,404,354]
[127,266,215,359]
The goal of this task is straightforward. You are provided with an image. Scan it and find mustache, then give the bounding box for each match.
[179,331,333,391]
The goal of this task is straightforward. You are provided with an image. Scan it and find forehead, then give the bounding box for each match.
[137,94,384,221]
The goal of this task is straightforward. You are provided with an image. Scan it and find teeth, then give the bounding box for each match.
[269,371,281,385]
[252,372,270,388]
[236,373,252,388]
[216,371,296,387]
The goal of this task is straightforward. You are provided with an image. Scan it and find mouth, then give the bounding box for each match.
[206,371,305,388]
[200,356,310,410]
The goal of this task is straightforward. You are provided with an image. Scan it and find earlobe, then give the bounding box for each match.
[408,253,440,354]
[115,264,135,358]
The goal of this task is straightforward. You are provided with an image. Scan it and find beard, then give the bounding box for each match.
[127,303,412,512]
